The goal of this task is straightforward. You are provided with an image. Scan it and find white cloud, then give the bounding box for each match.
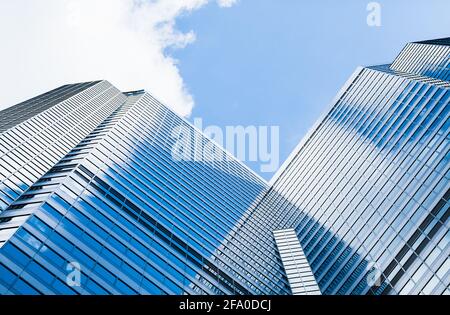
[217,0,238,8]
[0,0,236,117]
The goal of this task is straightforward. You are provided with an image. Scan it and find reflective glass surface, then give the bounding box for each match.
[262,53,449,294]
[0,39,448,295]
[0,93,290,295]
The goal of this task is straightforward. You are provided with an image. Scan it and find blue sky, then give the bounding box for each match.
[1,0,449,181]
[171,0,450,179]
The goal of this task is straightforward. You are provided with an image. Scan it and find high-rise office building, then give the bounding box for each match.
[0,81,126,214]
[0,88,293,295]
[0,38,448,295]
[258,38,449,295]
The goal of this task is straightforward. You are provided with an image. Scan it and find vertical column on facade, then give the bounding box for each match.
[273,229,321,295]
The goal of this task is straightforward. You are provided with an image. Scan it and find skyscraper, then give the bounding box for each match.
[258,38,449,295]
[0,38,448,295]
[0,88,293,295]
[0,81,125,214]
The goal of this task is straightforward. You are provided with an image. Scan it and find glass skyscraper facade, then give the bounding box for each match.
[0,38,448,295]
[262,38,450,295]
[0,89,291,295]
[0,81,126,214]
